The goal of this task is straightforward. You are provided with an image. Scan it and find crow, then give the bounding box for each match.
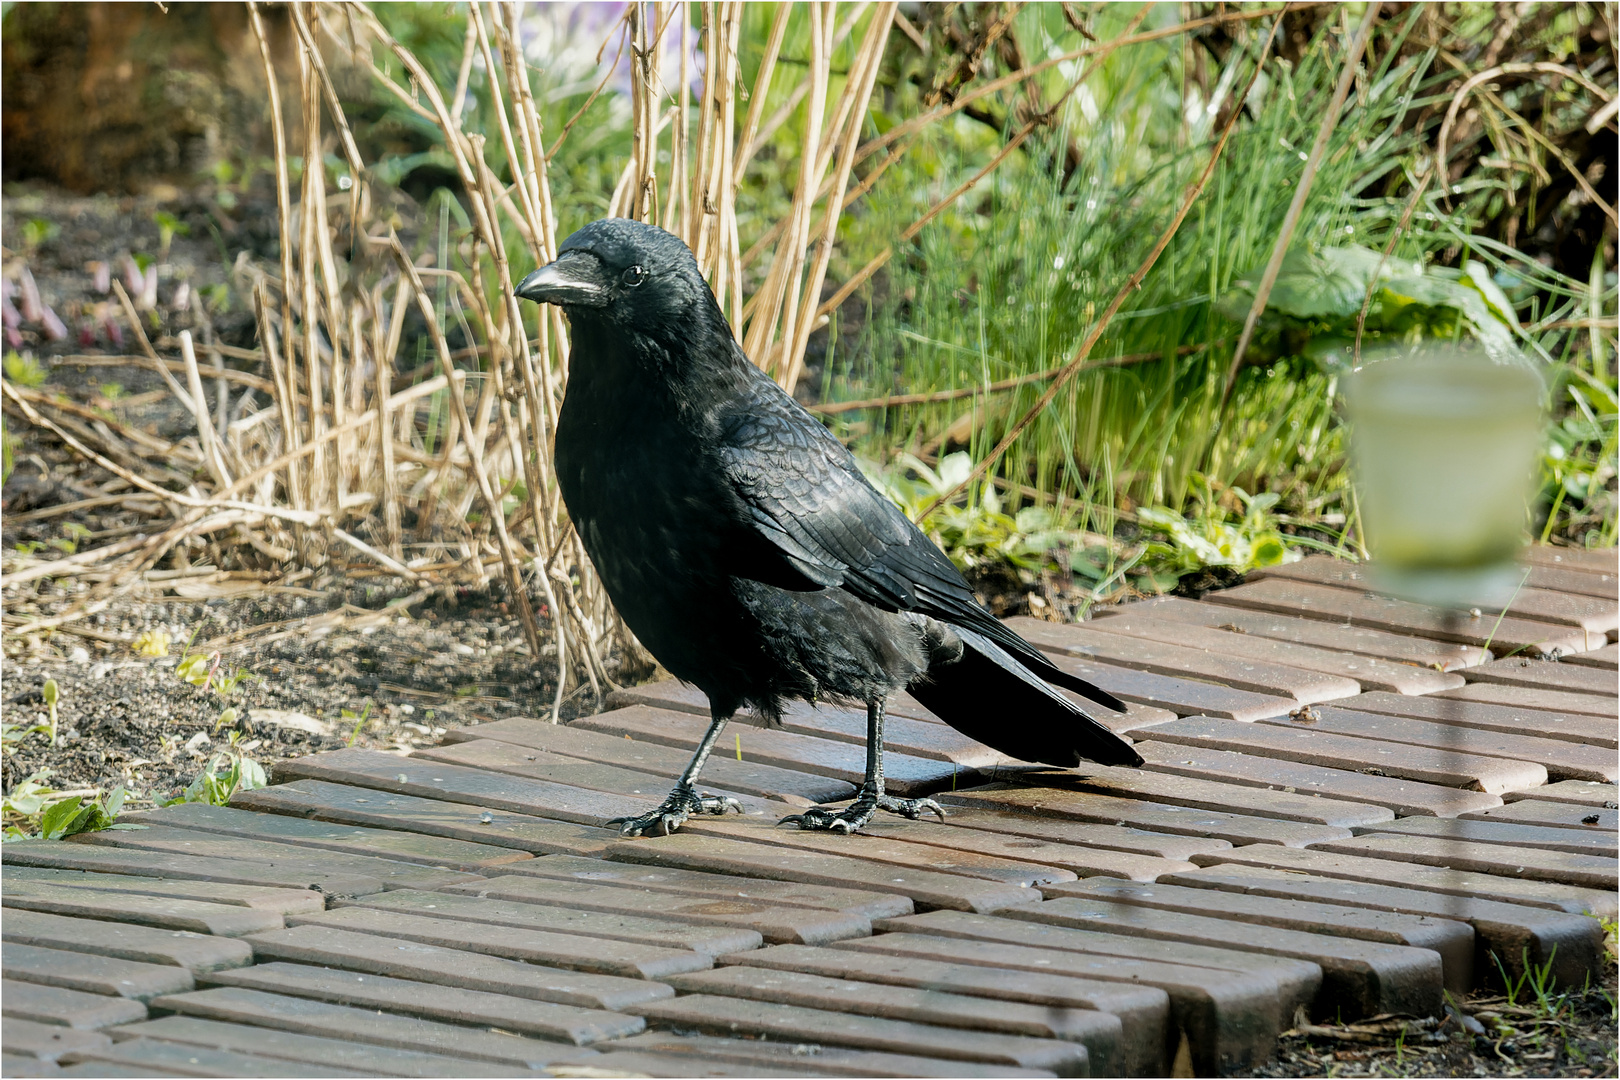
[516,218,1142,837]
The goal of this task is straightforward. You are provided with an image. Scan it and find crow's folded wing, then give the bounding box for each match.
[716,387,1128,713]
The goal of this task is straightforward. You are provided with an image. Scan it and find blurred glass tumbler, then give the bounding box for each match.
[1344,353,1545,609]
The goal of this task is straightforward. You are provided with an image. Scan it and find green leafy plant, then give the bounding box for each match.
[163,746,267,808]
[165,719,267,809]
[871,452,1092,574]
[37,786,134,840]
[3,352,47,388]
[1218,245,1527,372]
[2,770,60,839]
[99,382,126,401]
[153,210,190,257]
[1136,476,1304,588]
[21,218,59,249]
[175,630,256,697]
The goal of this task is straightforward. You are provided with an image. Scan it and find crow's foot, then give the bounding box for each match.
[876,794,946,821]
[777,790,945,834]
[606,784,742,838]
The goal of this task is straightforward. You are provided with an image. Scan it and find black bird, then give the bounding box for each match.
[516,218,1142,837]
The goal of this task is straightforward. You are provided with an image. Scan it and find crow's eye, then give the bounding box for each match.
[621,265,648,287]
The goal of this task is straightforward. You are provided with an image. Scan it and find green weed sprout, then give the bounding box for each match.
[42,678,59,746]
[344,702,374,747]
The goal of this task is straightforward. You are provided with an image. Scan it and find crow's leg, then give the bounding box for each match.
[779,698,945,834]
[605,707,743,837]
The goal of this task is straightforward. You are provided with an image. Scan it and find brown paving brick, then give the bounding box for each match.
[572,708,963,795]
[1063,766,1397,826]
[1042,877,1474,995]
[1033,647,1297,720]
[1360,817,1617,858]
[1162,866,1605,989]
[107,1016,538,1077]
[1257,707,1615,783]
[67,828,478,892]
[1251,558,1619,634]
[583,1049,854,1078]
[1434,682,1616,717]
[604,832,1040,913]
[62,1038,370,1078]
[231,780,619,857]
[1075,611,1463,694]
[1306,833,1617,891]
[339,888,762,955]
[1139,716,1547,793]
[1188,844,1619,916]
[1520,546,1618,576]
[1503,780,1619,806]
[933,806,1234,860]
[1465,799,1619,830]
[939,784,1361,847]
[0,869,323,914]
[242,924,673,1010]
[149,987,600,1070]
[0,840,386,896]
[413,739,763,810]
[1004,896,1442,1019]
[286,905,711,979]
[202,962,643,1045]
[1009,616,1361,704]
[1463,656,1619,696]
[872,910,1322,1017]
[118,803,534,873]
[1,882,284,937]
[487,853,912,917]
[837,930,1287,1074]
[1116,596,1490,670]
[1,982,146,1030]
[719,942,1170,1076]
[1205,578,1592,654]
[1,1020,110,1063]
[274,747,653,825]
[441,717,856,803]
[632,993,1088,1076]
[1,944,195,1001]
[849,818,1197,882]
[442,874,870,946]
[665,966,1120,1068]
[1135,741,1505,818]
[2,912,251,973]
[1337,692,1617,749]
[598,1031,1055,1078]
[678,816,1079,888]
[1517,564,1619,600]
[1565,642,1620,668]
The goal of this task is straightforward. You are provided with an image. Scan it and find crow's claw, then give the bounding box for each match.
[877,795,946,821]
[778,787,945,834]
[607,784,742,837]
[777,803,875,834]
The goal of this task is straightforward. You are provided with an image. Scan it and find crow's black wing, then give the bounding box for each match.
[716,368,1127,713]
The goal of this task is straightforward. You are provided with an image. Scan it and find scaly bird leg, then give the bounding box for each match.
[779,697,945,834]
[606,707,743,837]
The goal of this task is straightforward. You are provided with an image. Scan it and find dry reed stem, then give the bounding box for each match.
[1221,2,1380,408]
[781,2,897,395]
[922,12,1286,521]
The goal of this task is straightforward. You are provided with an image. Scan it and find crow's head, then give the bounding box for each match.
[514,218,710,333]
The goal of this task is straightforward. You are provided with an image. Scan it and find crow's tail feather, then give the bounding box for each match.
[907,628,1143,769]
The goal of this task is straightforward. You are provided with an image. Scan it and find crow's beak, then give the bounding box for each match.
[514,250,610,308]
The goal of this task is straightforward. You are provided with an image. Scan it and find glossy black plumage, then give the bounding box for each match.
[517,218,1140,833]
